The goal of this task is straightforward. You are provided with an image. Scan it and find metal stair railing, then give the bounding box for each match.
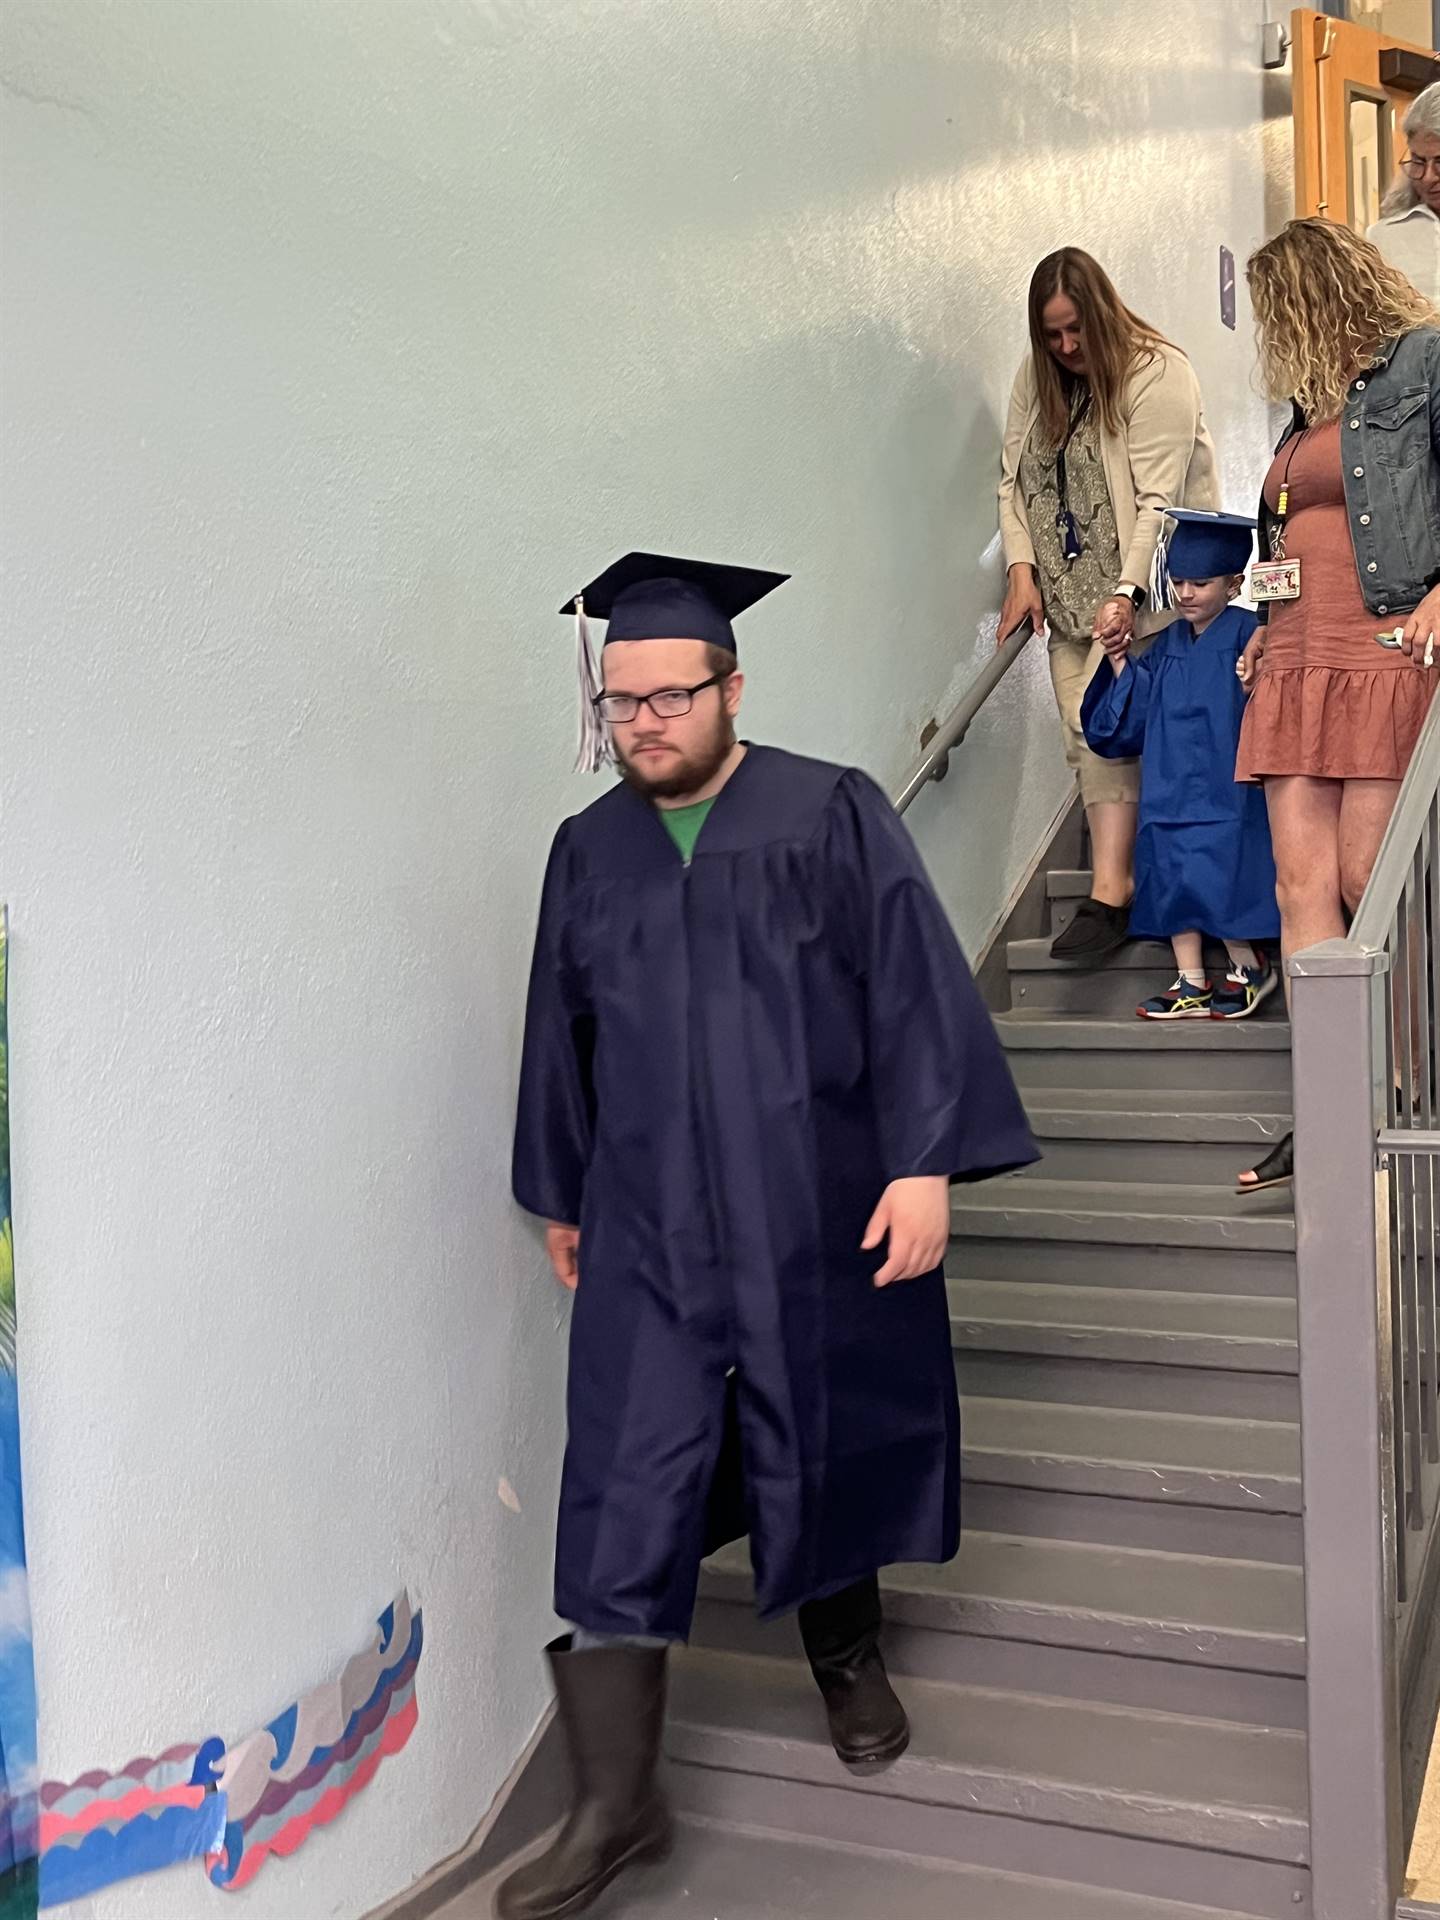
[1290,686,1440,1920]
[891,621,1034,815]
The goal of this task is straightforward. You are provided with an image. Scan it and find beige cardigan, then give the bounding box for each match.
[998,342,1221,622]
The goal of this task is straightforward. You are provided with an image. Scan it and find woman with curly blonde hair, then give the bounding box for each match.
[1235,218,1440,1190]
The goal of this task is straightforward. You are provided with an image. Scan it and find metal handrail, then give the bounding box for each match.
[1379,1128,1440,1153]
[891,620,1035,815]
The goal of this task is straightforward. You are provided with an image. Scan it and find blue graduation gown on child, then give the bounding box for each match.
[1081,606,1280,943]
[513,745,1038,1639]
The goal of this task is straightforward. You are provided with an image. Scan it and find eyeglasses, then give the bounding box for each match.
[593,674,727,725]
[1401,154,1440,180]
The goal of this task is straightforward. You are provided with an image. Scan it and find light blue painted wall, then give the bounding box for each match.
[0,2,1287,1913]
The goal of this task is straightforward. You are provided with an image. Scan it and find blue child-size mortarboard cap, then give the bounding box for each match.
[1162,509,1257,584]
[560,552,790,774]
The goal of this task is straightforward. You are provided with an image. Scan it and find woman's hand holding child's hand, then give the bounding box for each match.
[1092,596,1136,647]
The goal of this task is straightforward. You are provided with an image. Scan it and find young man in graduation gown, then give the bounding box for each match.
[500,554,1038,1920]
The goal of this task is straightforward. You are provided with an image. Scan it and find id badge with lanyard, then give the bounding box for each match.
[1055,391,1090,563]
[1251,429,1307,603]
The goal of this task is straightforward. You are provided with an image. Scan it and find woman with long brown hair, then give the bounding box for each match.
[1236,218,1440,1191]
[998,248,1220,960]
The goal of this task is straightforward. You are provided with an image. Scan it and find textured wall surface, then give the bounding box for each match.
[1,3,1285,1915]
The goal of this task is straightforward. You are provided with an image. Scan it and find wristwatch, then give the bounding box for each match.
[1112,584,1145,609]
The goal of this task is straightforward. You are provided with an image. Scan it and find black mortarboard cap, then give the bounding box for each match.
[561,552,789,656]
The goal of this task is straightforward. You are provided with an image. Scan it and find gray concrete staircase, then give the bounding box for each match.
[652,865,1309,1918]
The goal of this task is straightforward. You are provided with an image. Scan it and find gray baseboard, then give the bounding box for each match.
[363,1706,567,1920]
[1399,1898,1440,1918]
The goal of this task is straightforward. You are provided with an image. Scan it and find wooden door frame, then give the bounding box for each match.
[1294,6,1440,219]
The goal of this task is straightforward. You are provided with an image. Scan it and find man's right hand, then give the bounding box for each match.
[546,1222,580,1291]
[998,564,1044,646]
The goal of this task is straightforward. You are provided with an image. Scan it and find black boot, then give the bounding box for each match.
[798,1576,909,1766]
[494,1638,672,1920]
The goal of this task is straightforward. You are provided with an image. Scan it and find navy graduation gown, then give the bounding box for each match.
[513,745,1038,1638]
[1081,608,1281,944]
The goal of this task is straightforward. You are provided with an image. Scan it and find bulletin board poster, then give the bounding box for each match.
[0,912,38,1918]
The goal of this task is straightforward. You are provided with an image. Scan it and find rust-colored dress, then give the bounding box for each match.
[1236,420,1437,783]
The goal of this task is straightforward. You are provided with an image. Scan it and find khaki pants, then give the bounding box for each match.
[1047,631,1140,807]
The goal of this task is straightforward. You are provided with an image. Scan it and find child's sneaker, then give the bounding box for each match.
[1211,963,1278,1021]
[1137,977,1213,1021]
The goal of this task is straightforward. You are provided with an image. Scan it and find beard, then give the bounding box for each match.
[616,706,736,802]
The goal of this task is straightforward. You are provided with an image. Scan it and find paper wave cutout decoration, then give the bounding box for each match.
[38,1743,213,1834]
[38,1745,225,1906]
[207,1591,422,1893]
[0,909,40,1918]
[34,1592,421,1906]
[39,1794,228,1908]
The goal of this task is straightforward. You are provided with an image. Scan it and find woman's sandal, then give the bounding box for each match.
[1237,1131,1293,1195]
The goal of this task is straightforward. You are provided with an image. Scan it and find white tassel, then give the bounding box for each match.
[1149,528,1173,614]
[572,596,612,774]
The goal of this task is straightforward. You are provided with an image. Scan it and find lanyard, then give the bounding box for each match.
[1270,427,1310,560]
[1055,388,1092,563]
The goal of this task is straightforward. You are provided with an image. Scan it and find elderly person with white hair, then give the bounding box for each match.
[1368,81,1440,301]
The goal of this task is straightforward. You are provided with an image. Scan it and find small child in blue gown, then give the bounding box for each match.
[1081,510,1280,1021]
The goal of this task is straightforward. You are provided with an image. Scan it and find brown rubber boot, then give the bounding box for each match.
[493,1637,672,1920]
[798,1575,909,1766]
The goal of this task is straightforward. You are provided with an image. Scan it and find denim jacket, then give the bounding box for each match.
[1256,325,1440,622]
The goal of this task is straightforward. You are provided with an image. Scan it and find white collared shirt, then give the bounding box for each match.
[1367,201,1440,303]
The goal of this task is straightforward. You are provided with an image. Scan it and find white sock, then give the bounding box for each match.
[1225,943,1260,974]
[1178,970,1207,989]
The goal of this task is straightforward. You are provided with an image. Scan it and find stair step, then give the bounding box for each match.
[1007,984,1281,1021]
[1013,973,1290,1019]
[998,1015,1291,1093]
[460,1816,1284,1920]
[1025,1086,1292,1134]
[951,1280,1297,1372]
[959,1353,1296,1424]
[951,1235,1296,1297]
[961,1479,1303,1566]
[1006,1013,1297,1059]
[1011,936,1259,974]
[953,1178,1295,1253]
[1019,1091,1291,1186]
[1018,1138,1282,1184]
[666,1650,1309,1865]
[1048,868,1101,899]
[963,1396,1301,1512]
[701,1531,1304,1675]
[999,1014,1291,1052]
[1006,939,1289,1019]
